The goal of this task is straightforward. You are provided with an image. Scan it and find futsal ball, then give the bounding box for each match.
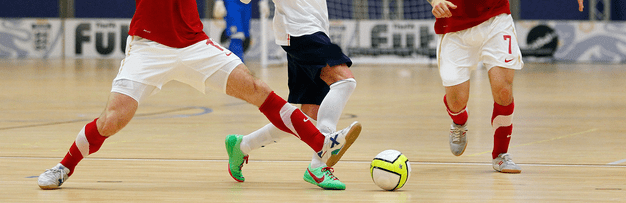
[370,149,411,191]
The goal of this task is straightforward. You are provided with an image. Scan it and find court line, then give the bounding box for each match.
[608,159,626,165]
[467,128,598,157]
[0,106,211,131]
[3,156,624,168]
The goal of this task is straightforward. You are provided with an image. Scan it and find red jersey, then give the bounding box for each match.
[128,0,208,48]
[434,0,511,34]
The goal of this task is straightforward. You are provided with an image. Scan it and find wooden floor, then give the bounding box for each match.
[0,58,624,202]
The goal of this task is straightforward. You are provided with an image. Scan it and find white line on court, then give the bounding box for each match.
[608,159,626,165]
[3,156,625,168]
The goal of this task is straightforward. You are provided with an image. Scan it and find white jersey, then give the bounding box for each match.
[272,0,329,46]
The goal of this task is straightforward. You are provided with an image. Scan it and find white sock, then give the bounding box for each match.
[310,78,357,168]
[240,123,289,154]
[317,78,356,134]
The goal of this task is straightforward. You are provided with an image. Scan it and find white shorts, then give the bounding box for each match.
[111,36,242,103]
[437,14,524,87]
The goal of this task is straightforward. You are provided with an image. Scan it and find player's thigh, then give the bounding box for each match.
[437,33,480,87]
[285,58,328,105]
[116,36,178,91]
[179,38,242,94]
[481,14,523,71]
[111,79,157,104]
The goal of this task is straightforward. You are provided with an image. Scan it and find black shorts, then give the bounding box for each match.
[281,32,352,105]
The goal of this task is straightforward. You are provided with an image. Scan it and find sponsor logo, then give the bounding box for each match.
[307,168,325,184]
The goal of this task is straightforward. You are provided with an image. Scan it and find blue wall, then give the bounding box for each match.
[75,1,137,18]
[1,0,59,18]
[0,0,624,21]
[0,0,207,19]
[74,0,206,18]
[521,0,626,20]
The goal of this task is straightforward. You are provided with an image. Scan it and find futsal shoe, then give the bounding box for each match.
[38,163,70,189]
[225,134,249,182]
[449,123,468,156]
[318,121,362,167]
[492,153,522,173]
[303,164,346,190]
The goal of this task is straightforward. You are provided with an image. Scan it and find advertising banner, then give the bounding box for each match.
[0,18,62,59]
[516,21,626,63]
[64,19,130,58]
[2,18,625,64]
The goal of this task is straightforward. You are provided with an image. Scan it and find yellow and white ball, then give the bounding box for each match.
[370,149,411,191]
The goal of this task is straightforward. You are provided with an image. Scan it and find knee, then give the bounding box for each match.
[97,115,122,137]
[331,78,356,91]
[321,64,354,85]
[97,109,135,137]
[494,86,514,105]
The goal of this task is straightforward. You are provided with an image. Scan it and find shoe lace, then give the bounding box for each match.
[43,168,66,183]
[450,126,467,143]
[321,167,339,180]
[239,155,249,169]
[501,153,514,164]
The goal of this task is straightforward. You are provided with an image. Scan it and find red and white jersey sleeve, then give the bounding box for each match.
[434,0,511,34]
[128,0,208,48]
[272,0,329,46]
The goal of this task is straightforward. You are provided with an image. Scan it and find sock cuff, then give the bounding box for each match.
[259,91,284,113]
[85,118,107,142]
[330,78,357,88]
[447,107,467,116]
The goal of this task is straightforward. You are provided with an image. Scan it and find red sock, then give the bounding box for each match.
[60,118,108,176]
[491,101,514,159]
[444,95,468,125]
[259,92,325,152]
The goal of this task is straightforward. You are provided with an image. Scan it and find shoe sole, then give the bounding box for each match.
[451,141,467,156]
[38,185,60,190]
[499,169,522,173]
[325,122,362,167]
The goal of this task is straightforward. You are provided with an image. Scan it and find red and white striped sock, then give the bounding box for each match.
[60,118,108,176]
[491,101,514,159]
[258,92,326,152]
[444,95,468,125]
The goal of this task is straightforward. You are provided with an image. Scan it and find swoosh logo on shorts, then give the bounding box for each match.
[505,58,514,63]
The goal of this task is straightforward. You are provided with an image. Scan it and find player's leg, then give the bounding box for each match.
[284,32,360,168]
[488,66,515,156]
[224,64,360,156]
[444,82,470,156]
[38,89,146,189]
[438,31,479,156]
[317,64,356,135]
[316,64,358,167]
[481,14,523,173]
[487,66,520,173]
[38,36,165,189]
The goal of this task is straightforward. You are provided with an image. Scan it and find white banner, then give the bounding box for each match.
[2,18,625,63]
[64,19,130,58]
[0,18,63,58]
[349,20,437,64]
[516,21,626,63]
